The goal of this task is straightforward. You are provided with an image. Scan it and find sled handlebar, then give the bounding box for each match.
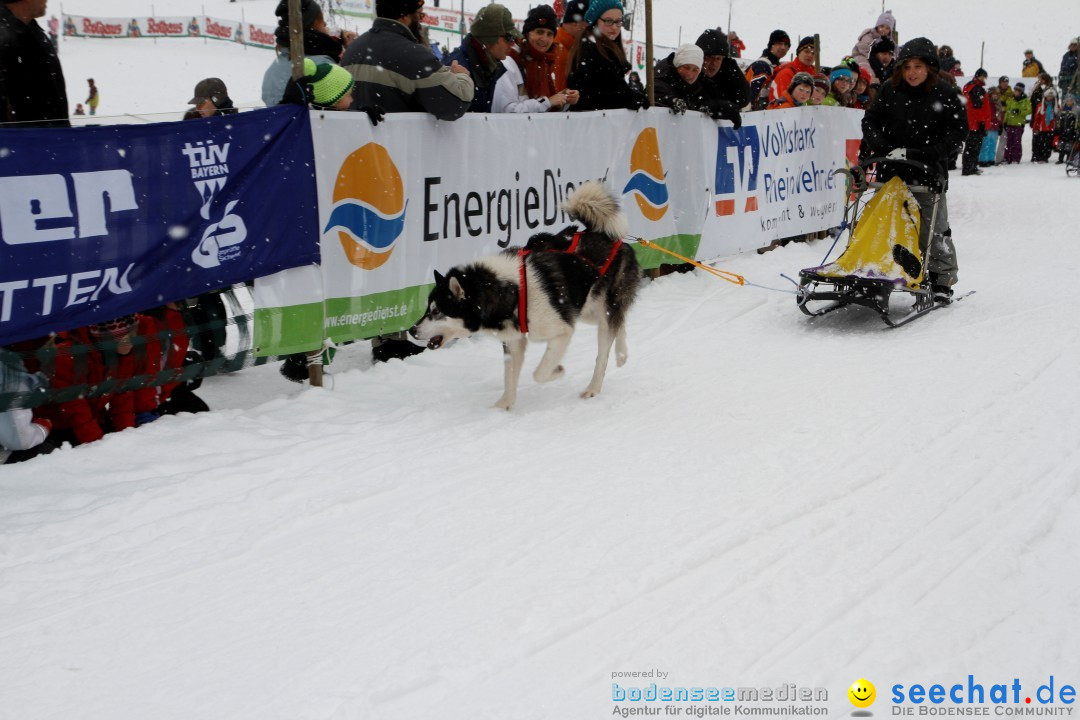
[847,156,947,195]
[858,156,946,181]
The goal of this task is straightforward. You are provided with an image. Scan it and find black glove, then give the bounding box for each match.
[668,98,688,115]
[358,105,385,126]
[977,121,986,131]
[710,103,742,129]
[630,90,649,110]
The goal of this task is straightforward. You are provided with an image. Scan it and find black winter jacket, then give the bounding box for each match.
[861,77,967,190]
[653,54,711,112]
[567,36,644,112]
[342,19,474,120]
[700,56,750,120]
[444,35,505,113]
[0,5,68,127]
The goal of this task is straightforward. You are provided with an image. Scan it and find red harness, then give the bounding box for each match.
[517,232,624,334]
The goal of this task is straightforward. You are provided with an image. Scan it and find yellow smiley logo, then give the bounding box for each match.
[848,679,876,708]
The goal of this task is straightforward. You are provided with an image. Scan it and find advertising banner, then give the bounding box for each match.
[0,106,320,346]
[699,105,864,258]
[131,17,190,38]
[254,108,715,355]
[62,15,129,38]
[246,23,278,49]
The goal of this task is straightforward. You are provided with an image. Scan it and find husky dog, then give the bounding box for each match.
[410,181,641,410]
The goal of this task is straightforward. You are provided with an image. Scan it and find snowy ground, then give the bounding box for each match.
[4,5,1080,720]
[3,148,1080,718]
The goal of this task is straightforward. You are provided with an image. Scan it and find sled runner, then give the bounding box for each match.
[797,157,956,327]
[1066,142,1080,178]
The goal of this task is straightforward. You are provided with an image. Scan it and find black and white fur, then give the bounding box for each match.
[409,181,641,410]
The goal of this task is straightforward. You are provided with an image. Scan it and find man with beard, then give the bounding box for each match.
[342,0,474,120]
[694,28,748,126]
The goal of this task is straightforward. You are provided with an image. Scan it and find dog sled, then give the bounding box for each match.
[1066,141,1080,178]
[796,157,954,327]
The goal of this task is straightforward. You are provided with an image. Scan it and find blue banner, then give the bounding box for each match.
[0,105,318,345]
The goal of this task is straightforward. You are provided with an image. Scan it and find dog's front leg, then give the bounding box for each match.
[581,322,616,398]
[494,337,527,410]
[533,330,572,383]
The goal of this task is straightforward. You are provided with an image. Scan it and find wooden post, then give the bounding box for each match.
[980,41,985,69]
[288,0,304,81]
[644,0,654,107]
[813,34,820,74]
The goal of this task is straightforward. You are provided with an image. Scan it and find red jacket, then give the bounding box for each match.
[963,78,992,130]
[37,328,138,444]
[133,307,190,412]
[770,58,815,102]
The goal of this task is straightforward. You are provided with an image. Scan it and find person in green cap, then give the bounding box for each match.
[444,2,521,112]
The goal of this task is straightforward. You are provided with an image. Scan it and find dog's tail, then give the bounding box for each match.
[563,181,629,239]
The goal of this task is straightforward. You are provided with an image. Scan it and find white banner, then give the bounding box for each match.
[254,106,863,354]
[700,105,864,258]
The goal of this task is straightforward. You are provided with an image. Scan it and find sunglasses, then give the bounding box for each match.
[597,16,623,26]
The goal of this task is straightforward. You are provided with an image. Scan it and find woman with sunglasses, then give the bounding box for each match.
[566,0,647,112]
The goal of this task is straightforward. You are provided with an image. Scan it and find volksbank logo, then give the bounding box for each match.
[715,126,760,216]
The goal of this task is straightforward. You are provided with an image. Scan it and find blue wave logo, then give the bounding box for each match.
[328,143,406,270]
[623,128,669,221]
[324,201,408,251]
[621,172,669,208]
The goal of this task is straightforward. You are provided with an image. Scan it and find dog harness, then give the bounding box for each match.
[516,232,624,334]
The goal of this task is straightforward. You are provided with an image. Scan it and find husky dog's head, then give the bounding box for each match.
[409,270,480,350]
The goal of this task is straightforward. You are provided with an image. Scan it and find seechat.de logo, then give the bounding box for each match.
[323,143,406,270]
[622,127,669,222]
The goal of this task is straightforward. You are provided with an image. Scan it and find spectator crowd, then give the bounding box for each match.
[3,0,1080,462]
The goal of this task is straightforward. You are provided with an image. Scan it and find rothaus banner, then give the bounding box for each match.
[0,106,319,346]
[700,104,864,258]
[253,108,714,356]
[61,14,277,48]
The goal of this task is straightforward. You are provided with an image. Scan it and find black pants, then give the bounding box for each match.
[962,128,986,174]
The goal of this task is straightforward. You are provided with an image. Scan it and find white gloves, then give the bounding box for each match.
[886,148,908,160]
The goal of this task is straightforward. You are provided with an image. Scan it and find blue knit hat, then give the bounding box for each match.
[829,67,854,83]
[584,0,622,26]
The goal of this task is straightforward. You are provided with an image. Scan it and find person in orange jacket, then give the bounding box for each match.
[553,0,588,92]
[769,36,816,103]
[767,71,813,109]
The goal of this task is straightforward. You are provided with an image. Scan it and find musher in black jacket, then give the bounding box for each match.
[861,37,967,299]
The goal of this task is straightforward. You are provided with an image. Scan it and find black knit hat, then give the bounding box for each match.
[275,0,322,27]
[897,37,941,71]
[696,28,729,57]
[796,36,815,54]
[562,0,589,23]
[870,37,895,55]
[523,4,557,35]
[768,29,790,47]
[376,0,424,19]
[974,68,988,79]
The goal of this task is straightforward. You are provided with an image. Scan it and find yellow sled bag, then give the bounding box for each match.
[812,176,924,288]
